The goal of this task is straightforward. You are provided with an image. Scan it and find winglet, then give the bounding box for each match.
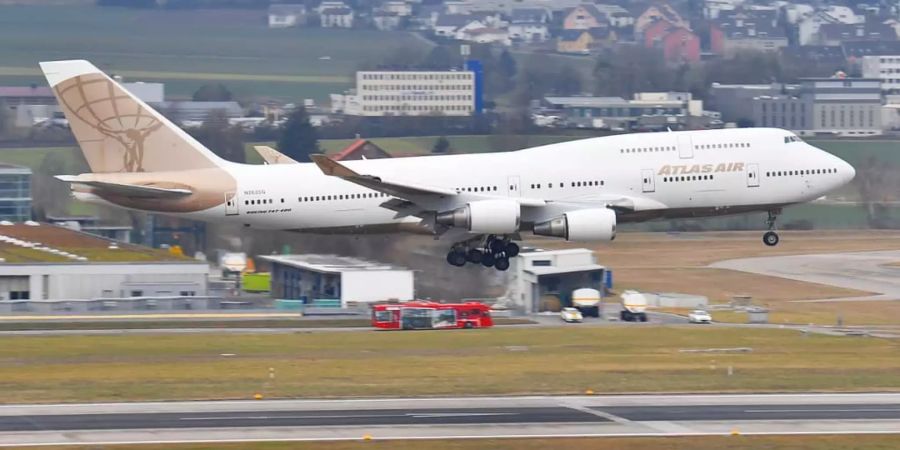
[310,154,360,178]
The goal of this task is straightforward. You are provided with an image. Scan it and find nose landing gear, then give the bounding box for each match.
[445,235,519,271]
[763,209,780,246]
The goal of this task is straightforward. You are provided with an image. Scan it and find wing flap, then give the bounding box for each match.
[56,175,192,198]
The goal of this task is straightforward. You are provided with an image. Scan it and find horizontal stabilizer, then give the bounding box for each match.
[254,145,298,165]
[56,175,192,198]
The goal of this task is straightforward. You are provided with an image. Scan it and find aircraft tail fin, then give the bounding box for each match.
[39,60,227,174]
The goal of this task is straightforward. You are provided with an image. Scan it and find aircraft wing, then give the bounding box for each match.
[310,154,458,198]
[55,175,192,198]
[254,145,299,165]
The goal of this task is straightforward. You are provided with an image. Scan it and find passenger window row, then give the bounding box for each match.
[458,186,498,193]
[245,198,282,206]
[695,142,749,150]
[663,175,715,182]
[621,146,675,154]
[299,192,388,202]
[530,180,604,189]
[766,168,838,177]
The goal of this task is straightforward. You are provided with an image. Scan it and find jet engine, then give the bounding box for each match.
[533,208,616,241]
[436,199,521,234]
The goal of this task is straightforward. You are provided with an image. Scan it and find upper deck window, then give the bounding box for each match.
[784,135,802,144]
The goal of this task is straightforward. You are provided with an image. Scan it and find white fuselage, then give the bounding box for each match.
[177,128,856,234]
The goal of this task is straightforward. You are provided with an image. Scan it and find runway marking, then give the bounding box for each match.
[745,408,900,413]
[179,412,519,421]
[562,404,630,424]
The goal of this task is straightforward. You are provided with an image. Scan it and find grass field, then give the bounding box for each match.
[540,230,900,325]
[24,436,900,450]
[0,5,432,100]
[0,326,898,403]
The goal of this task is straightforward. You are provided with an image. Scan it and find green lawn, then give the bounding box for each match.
[0,327,897,403]
[26,436,900,450]
[0,5,432,101]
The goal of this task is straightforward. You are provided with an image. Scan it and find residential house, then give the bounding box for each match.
[710,12,788,56]
[594,4,633,28]
[373,11,403,31]
[557,27,614,54]
[563,4,606,30]
[843,41,900,75]
[267,4,306,28]
[470,11,507,28]
[797,6,863,46]
[643,20,700,64]
[703,0,741,20]
[634,3,688,35]
[457,27,512,46]
[508,8,551,42]
[818,23,898,46]
[321,7,354,28]
[379,1,413,17]
[434,14,476,37]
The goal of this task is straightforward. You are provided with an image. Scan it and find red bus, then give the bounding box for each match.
[371,301,494,330]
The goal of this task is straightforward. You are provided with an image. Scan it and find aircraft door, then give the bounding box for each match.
[746,163,760,188]
[641,169,655,193]
[507,176,521,197]
[677,134,693,159]
[225,192,239,216]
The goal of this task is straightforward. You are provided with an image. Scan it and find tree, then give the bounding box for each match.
[192,83,233,102]
[551,64,582,96]
[277,106,319,162]
[432,136,450,154]
[190,109,245,163]
[423,45,457,69]
[498,49,517,80]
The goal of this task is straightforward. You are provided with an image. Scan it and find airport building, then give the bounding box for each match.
[505,248,607,314]
[0,223,209,307]
[261,254,414,307]
[330,61,484,117]
[752,77,883,136]
[0,164,31,223]
[861,55,900,94]
[541,92,708,130]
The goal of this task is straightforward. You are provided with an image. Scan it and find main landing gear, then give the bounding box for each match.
[446,235,520,271]
[763,209,780,246]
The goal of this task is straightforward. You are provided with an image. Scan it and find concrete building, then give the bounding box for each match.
[261,254,414,307]
[0,165,31,223]
[268,4,307,28]
[862,55,900,93]
[752,77,883,136]
[709,82,783,124]
[710,11,788,56]
[542,92,705,130]
[331,63,482,117]
[0,223,208,303]
[321,7,354,28]
[505,248,606,314]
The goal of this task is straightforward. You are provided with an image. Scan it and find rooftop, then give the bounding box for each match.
[260,254,411,274]
[0,223,191,264]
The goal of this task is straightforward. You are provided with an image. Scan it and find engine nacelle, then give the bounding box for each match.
[533,208,616,241]
[435,199,521,234]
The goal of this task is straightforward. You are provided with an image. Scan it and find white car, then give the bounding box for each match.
[688,310,712,324]
[560,307,583,323]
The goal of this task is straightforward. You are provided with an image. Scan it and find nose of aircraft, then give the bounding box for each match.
[841,159,856,183]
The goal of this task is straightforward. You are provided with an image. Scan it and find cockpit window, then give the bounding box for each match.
[784,135,802,144]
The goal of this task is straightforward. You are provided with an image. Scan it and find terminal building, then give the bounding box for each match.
[540,92,710,130]
[330,61,484,117]
[261,254,414,308]
[0,223,209,309]
[0,164,31,223]
[505,248,607,314]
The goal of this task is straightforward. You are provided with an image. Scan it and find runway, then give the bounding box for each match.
[1,393,898,445]
[711,250,900,302]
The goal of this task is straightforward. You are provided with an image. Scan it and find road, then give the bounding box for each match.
[1,393,897,445]
[711,250,900,302]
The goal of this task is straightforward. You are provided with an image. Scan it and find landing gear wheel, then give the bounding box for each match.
[488,238,506,254]
[505,242,520,257]
[494,257,510,271]
[466,248,484,264]
[446,250,466,267]
[481,252,496,268]
[763,231,780,247]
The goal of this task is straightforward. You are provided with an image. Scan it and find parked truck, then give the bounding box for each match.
[619,290,648,322]
[571,288,601,318]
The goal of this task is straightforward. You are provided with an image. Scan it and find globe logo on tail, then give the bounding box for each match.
[55,74,164,173]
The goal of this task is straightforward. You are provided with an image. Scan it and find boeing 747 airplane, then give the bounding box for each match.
[41,60,856,271]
